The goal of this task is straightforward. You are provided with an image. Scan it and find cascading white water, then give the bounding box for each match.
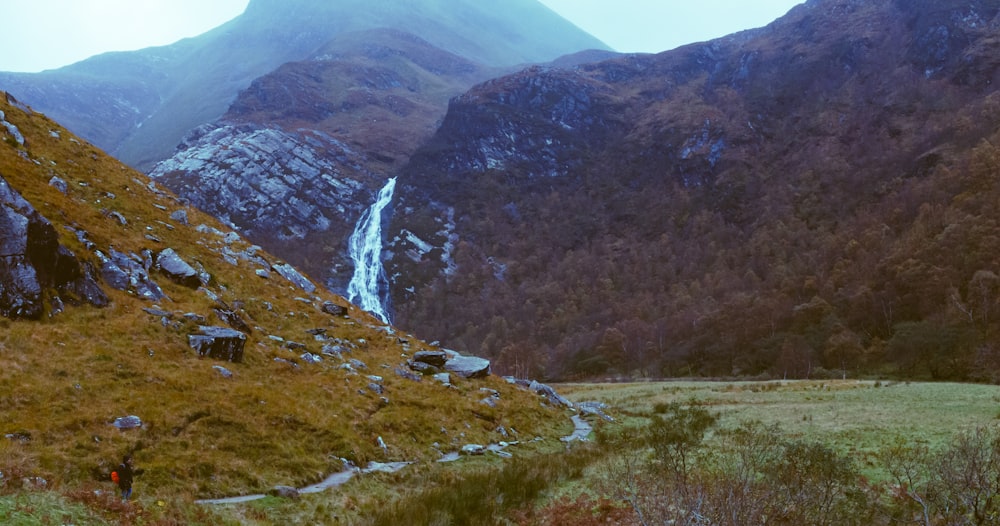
[347,177,396,323]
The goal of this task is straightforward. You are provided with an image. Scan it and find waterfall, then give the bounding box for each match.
[347,177,396,323]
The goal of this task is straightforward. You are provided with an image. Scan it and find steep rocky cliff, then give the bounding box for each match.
[149,29,507,293]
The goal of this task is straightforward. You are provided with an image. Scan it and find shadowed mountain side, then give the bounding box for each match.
[385,0,1000,381]
[0,0,609,171]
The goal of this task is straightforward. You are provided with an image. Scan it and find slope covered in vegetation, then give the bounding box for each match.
[388,0,1000,382]
[0,91,568,514]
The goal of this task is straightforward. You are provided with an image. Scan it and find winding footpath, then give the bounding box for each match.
[196,415,594,505]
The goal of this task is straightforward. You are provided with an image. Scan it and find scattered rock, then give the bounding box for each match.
[106,211,128,225]
[169,209,189,225]
[368,383,385,395]
[48,176,67,194]
[112,415,142,429]
[412,350,448,368]
[444,354,491,379]
[156,248,201,288]
[407,360,439,374]
[274,357,299,368]
[528,380,573,408]
[349,358,368,370]
[188,326,247,363]
[212,365,234,378]
[97,249,165,301]
[142,307,172,318]
[432,372,451,385]
[271,263,316,293]
[214,307,251,333]
[321,301,347,316]
[394,367,421,382]
[461,444,485,456]
[300,352,322,364]
[578,401,614,421]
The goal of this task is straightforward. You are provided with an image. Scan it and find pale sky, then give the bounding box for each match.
[0,0,803,73]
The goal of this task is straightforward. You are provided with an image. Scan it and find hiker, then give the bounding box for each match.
[116,454,140,501]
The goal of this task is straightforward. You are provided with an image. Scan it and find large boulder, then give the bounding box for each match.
[444,354,491,379]
[188,326,247,362]
[156,248,201,288]
[0,174,107,318]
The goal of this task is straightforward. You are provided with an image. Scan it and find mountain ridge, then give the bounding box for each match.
[0,0,609,171]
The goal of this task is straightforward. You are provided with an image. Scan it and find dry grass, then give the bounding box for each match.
[0,91,567,519]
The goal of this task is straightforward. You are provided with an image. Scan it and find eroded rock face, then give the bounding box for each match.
[188,326,247,363]
[0,174,108,318]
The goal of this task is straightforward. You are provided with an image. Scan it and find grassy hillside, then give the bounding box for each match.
[0,91,569,522]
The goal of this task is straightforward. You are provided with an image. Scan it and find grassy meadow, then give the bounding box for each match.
[559,379,1000,455]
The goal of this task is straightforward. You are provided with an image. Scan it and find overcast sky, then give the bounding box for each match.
[0,0,803,73]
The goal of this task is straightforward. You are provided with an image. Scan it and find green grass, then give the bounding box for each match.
[558,380,1000,451]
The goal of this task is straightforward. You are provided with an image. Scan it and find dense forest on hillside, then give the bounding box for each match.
[389,0,1000,382]
[398,125,1000,382]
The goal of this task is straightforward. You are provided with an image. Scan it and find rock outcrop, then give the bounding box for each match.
[188,326,248,363]
[0,174,108,318]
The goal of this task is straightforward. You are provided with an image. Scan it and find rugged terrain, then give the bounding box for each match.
[148,29,507,293]
[385,0,1000,380]
[0,0,608,171]
[0,90,571,510]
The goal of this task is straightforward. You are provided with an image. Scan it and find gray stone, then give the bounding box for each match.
[394,367,421,382]
[212,365,234,378]
[407,360,438,374]
[444,355,491,379]
[432,372,451,385]
[412,350,448,368]
[48,176,67,194]
[112,415,142,429]
[349,358,368,370]
[97,249,165,301]
[156,248,201,288]
[169,209,189,225]
[368,382,384,395]
[188,326,247,362]
[300,352,322,364]
[528,380,573,408]
[271,263,316,293]
[461,444,485,456]
[321,301,347,316]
